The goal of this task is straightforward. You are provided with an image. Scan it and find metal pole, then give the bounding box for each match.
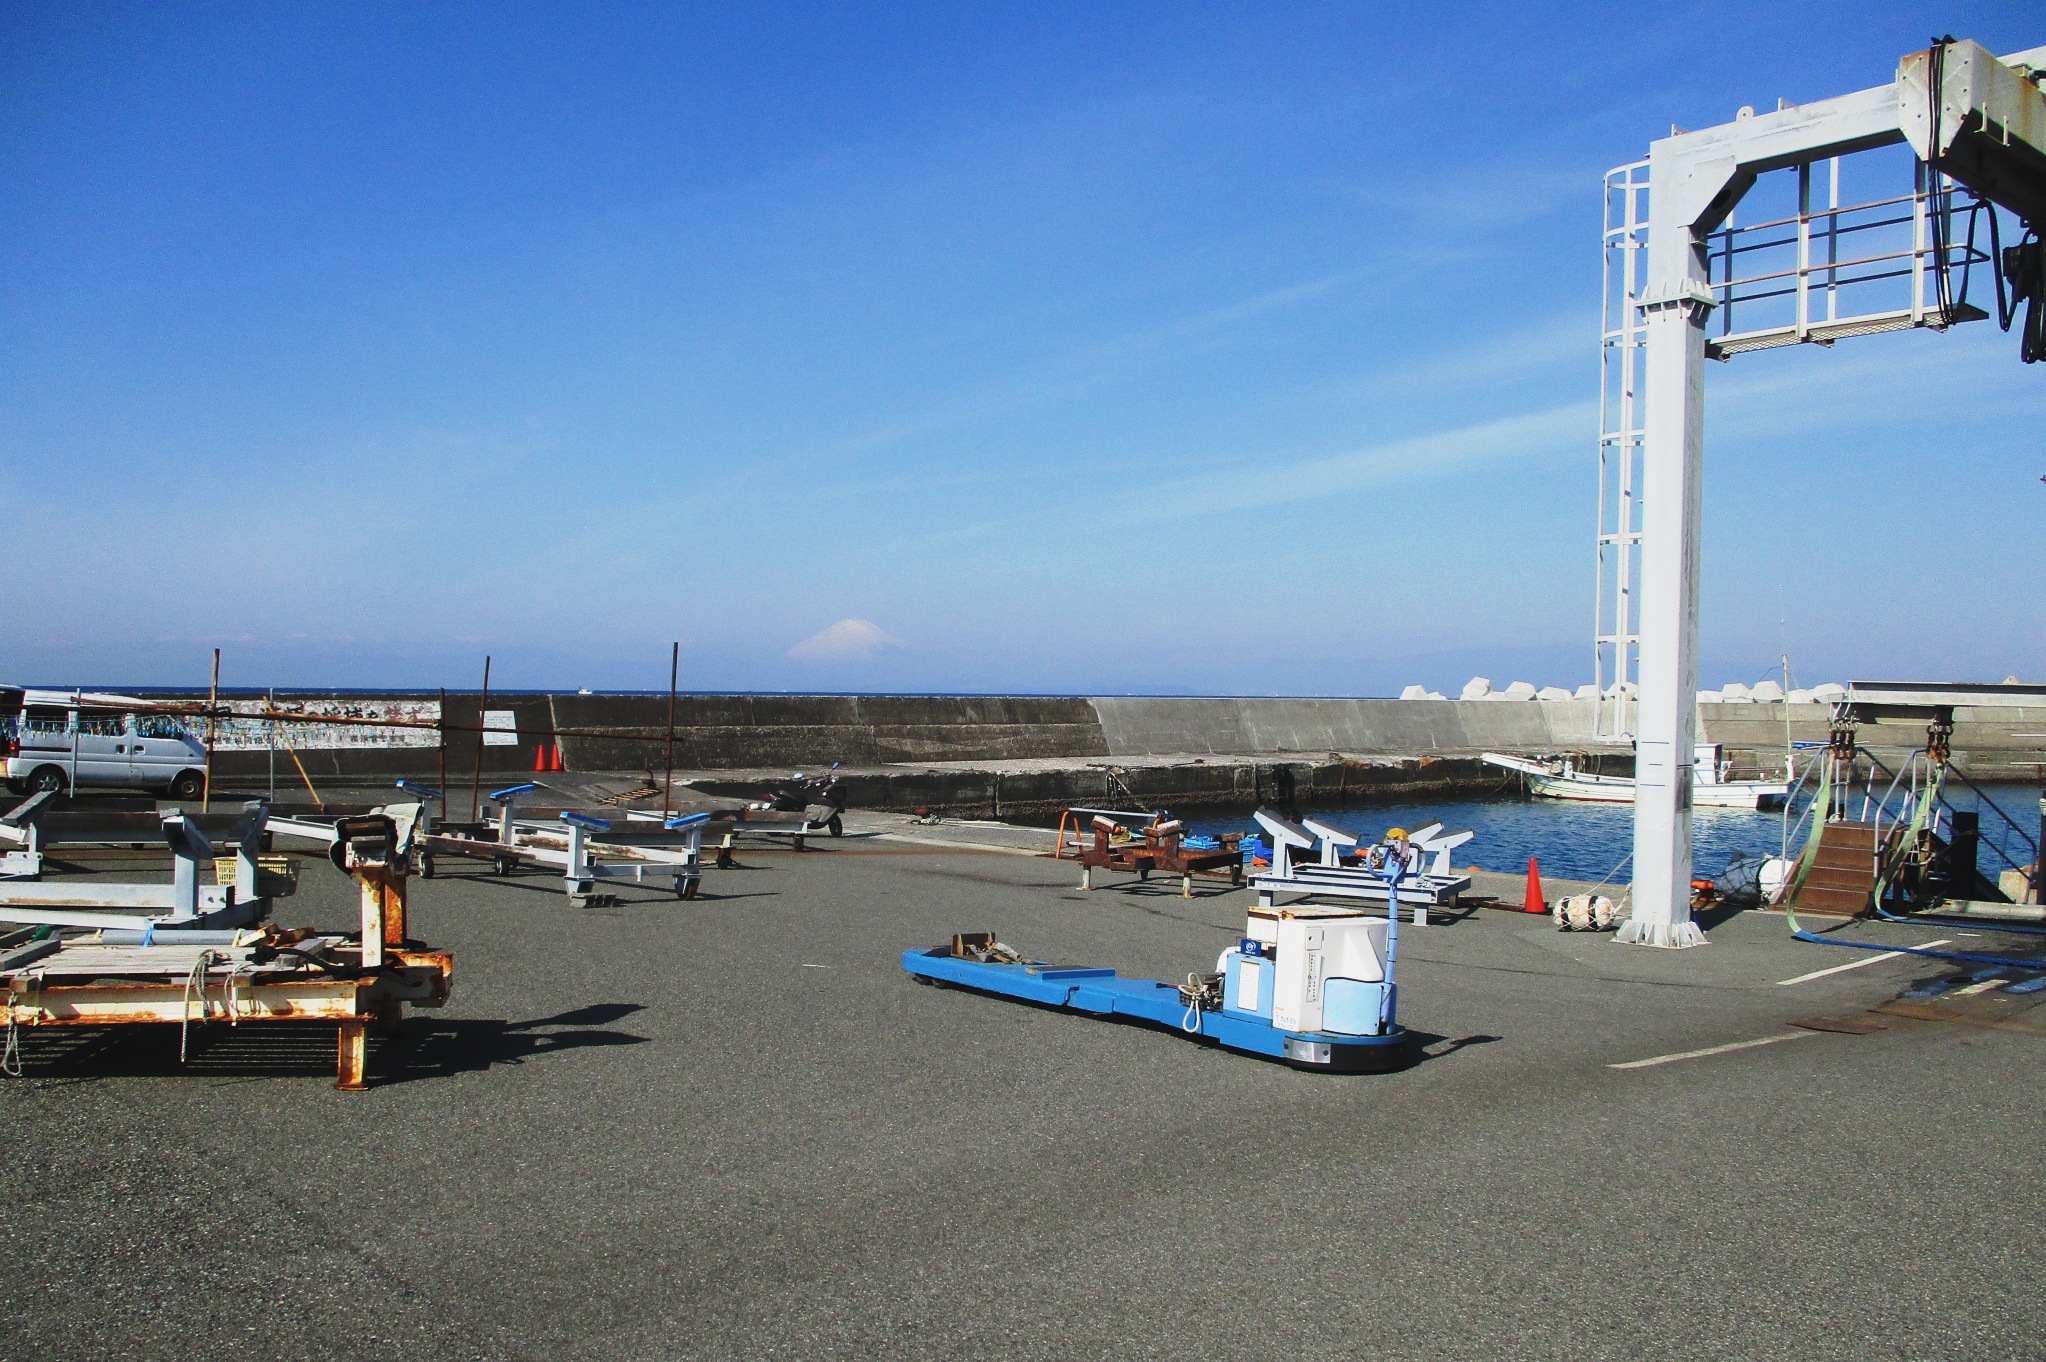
[1618,137,1712,950]
[202,647,220,813]
[470,656,491,823]
[267,685,276,805]
[663,642,678,822]
[438,686,449,809]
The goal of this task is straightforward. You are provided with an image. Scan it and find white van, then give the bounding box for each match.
[3,689,209,799]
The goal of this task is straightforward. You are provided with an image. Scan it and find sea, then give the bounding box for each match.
[1177,783,2040,885]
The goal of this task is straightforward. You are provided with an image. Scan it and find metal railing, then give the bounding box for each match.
[1781,746,2036,898]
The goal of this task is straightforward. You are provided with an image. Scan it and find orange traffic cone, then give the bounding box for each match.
[1524,857,1547,914]
[533,744,548,772]
[550,743,565,772]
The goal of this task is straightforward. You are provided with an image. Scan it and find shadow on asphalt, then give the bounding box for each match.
[4,1003,652,1089]
[1692,900,1750,931]
[377,1003,652,1085]
[420,865,779,904]
[1410,1031,1503,1064]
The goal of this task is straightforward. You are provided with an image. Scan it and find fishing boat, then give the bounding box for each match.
[1482,745,1791,810]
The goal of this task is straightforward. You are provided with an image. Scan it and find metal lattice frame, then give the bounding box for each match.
[1597,141,2001,744]
[1597,38,2045,949]
[1595,162,1649,740]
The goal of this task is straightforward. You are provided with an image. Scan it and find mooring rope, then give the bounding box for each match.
[179,949,227,1063]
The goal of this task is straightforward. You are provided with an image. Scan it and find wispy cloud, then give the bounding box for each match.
[1129,399,1596,525]
[1312,312,1594,408]
[786,265,1380,467]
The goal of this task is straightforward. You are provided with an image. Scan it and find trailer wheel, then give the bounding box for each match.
[678,877,700,900]
[827,814,843,837]
[419,853,437,879]
[493,855,516,877]
[26,766,66,797]
[167,770,203,801]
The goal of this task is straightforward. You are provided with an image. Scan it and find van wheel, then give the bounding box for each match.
[27,767,66,796]
[168,771,204,801]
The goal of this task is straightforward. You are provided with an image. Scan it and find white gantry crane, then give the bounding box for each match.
[1597,39,2046,946]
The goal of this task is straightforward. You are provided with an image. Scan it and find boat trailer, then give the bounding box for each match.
[395,783,709,903]
[1057,807,1245,899]
[0,790,57,878]
[0,801,278,934]
[1,805,452,1089]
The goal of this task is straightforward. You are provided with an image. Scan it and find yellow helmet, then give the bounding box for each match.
[1385,827,1408,841]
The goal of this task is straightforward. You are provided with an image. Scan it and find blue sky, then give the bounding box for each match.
[2,2,2039,695]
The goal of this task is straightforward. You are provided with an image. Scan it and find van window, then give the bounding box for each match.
[135,715,192,740]
[77,713,124,737]
[20,707,69,736]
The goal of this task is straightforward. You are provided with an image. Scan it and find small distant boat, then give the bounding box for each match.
[1482,745,1790,811]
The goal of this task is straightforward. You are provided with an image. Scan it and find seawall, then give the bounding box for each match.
[181,692,2043,811]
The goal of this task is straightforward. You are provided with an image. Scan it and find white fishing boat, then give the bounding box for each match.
[1482,745,1791,810]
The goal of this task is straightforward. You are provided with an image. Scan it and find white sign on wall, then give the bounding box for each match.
[481,710,520,746]
[210,699,443,752]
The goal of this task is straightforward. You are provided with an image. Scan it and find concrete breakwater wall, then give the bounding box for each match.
[196,693,1109,782]
[185,691,2043,787]
[1090,696,1604,756]
[691,754,1532,821]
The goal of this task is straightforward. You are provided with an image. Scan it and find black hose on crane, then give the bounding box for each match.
[1999,226,2046,364]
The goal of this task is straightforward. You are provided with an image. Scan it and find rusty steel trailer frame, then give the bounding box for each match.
[1067,810,1244,900]
[1,807,452,1090]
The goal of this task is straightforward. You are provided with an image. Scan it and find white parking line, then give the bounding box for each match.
[1776,940,1953,986]
[1609,1032,1815,1070]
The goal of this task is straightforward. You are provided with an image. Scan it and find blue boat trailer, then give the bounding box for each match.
[900,946,1412,1071]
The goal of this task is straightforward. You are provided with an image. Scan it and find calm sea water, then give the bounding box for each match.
[1179,783,2041,885]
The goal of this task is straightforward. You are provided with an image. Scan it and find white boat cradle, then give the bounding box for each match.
[1250,808,1474,914]
[0,801,274,934]
[523,778,845,854]
[0,790,269,882]
[0,790,57,879]
[1482,745,1791,811]
[332,782,712,904]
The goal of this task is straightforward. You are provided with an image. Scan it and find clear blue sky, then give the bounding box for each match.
[3,3,2039,695]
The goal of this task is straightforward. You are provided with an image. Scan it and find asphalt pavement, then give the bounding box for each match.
[1,839,2040,1361]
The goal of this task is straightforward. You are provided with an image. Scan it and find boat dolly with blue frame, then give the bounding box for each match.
[902,866,1414,1071]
